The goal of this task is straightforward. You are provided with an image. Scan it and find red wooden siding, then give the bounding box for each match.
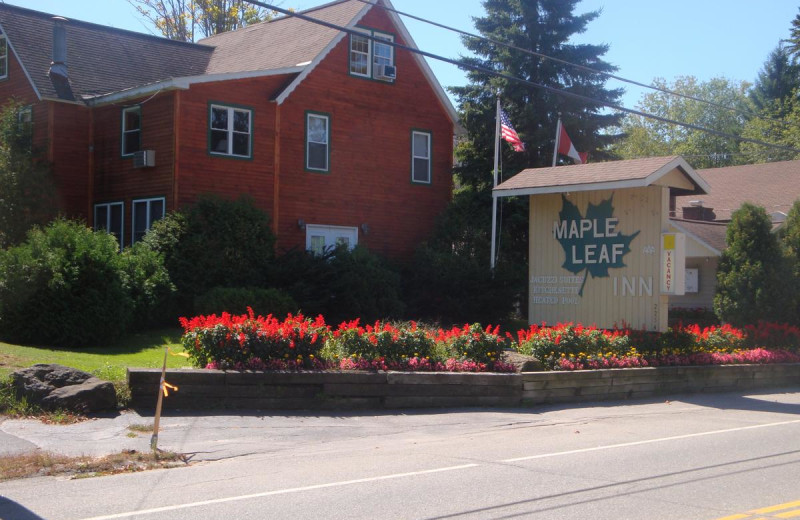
[276,6,453,259]
[174,76,288,214]
[49,101,90,219]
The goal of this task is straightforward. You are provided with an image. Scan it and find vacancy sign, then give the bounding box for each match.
[661,233,686,295]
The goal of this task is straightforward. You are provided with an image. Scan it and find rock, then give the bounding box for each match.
[11,364,117,413]
[502,350,545,372]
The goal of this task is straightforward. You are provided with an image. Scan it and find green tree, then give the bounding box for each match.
[740,92,800,163]
[452,0,623,188]
[412,0,623,323]
[714,203,791,326]
[613,76,751,168]
[0,101,58,249]
[784,8,800,61]
[750,45,800,114]
[128,0,276,42]
[779,200,800,324]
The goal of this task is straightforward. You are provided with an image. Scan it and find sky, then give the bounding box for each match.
[8,0,799,109]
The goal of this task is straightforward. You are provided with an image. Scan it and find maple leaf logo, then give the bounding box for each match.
[555,195,640,296]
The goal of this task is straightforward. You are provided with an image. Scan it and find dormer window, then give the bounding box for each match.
[349,28,395,81]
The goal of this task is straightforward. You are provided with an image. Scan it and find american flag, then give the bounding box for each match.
[500,108,525,152]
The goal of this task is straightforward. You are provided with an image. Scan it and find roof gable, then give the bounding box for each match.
[494,156,710,198]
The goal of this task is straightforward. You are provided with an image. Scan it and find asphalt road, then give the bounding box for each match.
[1,389,799,520]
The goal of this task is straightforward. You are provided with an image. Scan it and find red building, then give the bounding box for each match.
[0,0,457,259]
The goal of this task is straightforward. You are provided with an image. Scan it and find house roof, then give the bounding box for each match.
[0,0,458,125]
[0,3,213,101]
[669,218,728,256]
[200,0,367,75]
[674,159,800,221]
[493,155,710,198]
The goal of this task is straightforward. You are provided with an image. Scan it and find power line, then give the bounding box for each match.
[354,0,794,131]
[247,0,800,155]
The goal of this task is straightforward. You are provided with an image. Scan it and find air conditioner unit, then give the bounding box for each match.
[375,64,396,80]
[133,150,155,168]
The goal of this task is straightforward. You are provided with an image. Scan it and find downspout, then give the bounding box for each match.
[172,90,181,210]
[87,108,94,224]
[272,104,281,236]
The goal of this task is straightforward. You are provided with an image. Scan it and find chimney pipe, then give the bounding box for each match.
[50,16,68,79]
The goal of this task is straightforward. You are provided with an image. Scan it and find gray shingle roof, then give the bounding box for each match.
[674,159,800,221]
[200,0,367,75]
[669,218,728,254]
[494,156,709,196]
[0,0,370,101]
[0,3,213,100]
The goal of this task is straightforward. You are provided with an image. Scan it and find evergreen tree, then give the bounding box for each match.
[750,45,800,114]
[409,0,623,323]
[452,0,624,188]
[714,203,791,326]
[779,200,800,324]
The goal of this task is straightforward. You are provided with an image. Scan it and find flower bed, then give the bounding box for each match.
[179,311,800,373]
[179,310,515,373]
[512,322,800,371]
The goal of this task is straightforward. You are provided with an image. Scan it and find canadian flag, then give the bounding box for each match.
[558,123,588,164]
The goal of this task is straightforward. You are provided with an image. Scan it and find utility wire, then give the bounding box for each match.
[355,0,794,131]
[247,0,800,155]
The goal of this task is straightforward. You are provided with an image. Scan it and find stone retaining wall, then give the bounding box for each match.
[127,364,800,410]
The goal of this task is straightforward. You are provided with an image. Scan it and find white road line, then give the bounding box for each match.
[76,418,800,520]
[77,464,480,520]
[501,418,800,462]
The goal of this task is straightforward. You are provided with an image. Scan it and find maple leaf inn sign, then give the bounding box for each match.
[493,156,710,332]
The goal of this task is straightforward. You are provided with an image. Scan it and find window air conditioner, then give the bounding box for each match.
[133,150,155,168]
[375,64,396,80]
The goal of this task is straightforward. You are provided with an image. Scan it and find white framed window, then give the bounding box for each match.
[94,202,124,249]
[372,32,394,80]
[121,106,141,157]
[411,130,431,184]
[305,225,358,255]
[132,197,165,244]
[306,111,330,172]
[0,34,7,80]
[209,104,252,158]
[349,28,395,81]
[349,29,371,77]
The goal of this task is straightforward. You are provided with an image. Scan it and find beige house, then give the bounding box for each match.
[669,159,800,310]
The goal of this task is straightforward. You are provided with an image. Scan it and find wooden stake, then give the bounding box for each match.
[150,347,168,453]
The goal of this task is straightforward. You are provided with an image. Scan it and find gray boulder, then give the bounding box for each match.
[11,364,117,413]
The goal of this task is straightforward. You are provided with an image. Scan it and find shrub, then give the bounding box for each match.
[272,245,405,324]
[0,220,133,346]
[403,188,526,326]
[714,203,792,326]
[119,243,176,327]
[194,286,297,318]
[142,195,276,315]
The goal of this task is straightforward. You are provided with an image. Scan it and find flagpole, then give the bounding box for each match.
[490,96,501,270]
[552,115,562,167]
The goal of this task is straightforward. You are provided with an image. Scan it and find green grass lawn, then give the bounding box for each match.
[0,328,193,382]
